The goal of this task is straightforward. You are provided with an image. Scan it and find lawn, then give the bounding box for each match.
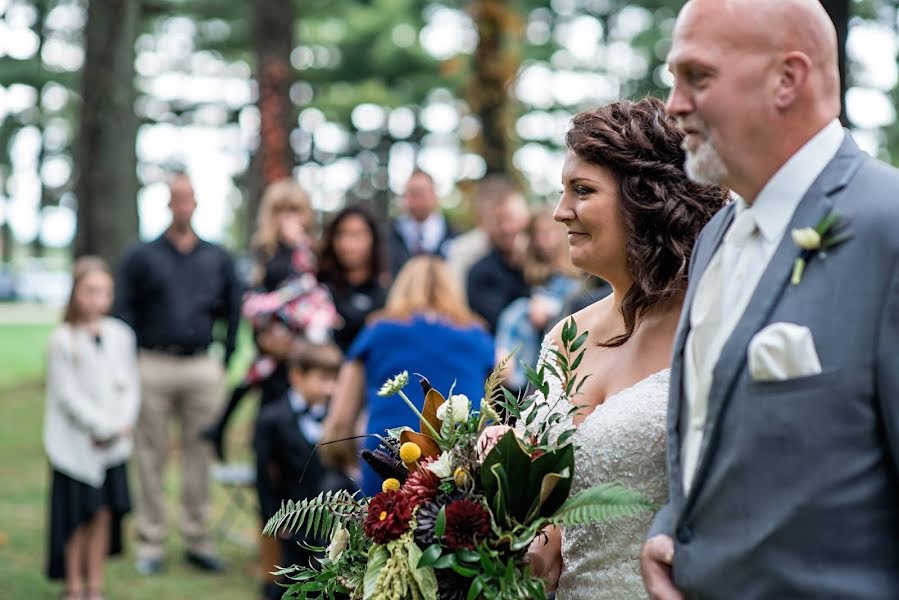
[0,320,269,600]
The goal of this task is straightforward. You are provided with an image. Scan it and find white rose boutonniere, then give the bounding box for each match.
[790,211,851,285]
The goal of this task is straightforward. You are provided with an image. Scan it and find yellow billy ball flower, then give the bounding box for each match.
[382,478,401,493]
[453,466,470,487]
[399,442,422,463]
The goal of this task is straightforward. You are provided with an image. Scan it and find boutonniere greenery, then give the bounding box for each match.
[790,211,852,285]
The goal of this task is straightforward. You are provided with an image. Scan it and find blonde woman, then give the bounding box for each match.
[45,257,139,600]
[321,256,495,496]
[203,178,331,460]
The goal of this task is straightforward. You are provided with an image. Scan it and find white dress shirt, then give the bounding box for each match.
[681,119,845,493]
[397,212,447,255]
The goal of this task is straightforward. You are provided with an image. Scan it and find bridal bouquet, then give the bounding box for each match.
[264,319,652,600]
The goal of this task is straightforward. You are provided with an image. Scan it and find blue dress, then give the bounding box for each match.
[345,314,495,496]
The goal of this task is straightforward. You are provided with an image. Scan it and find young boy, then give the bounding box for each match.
[254,340,355,600]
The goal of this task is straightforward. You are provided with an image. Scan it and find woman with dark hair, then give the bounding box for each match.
[317,206,389,353]
[500,97,728,598]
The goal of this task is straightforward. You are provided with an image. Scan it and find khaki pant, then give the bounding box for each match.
[134,351,224,560]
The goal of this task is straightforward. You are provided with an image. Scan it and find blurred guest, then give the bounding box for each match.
[466,176,530,332]
[45,257,139,600]
[321,256,494,496]
[256,341,356,600]
[496,207,582,391]
[115,171,240,575]
[318,206,389,353]
[388,169,456,276]
[561,275,613,316]
[445,181,494,292]
[202,179,338,461]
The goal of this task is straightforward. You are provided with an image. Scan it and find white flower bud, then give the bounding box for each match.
[436,394,470,424]
[326,525,350,562]
[791,227,821,250]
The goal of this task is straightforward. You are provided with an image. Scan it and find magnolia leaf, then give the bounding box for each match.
[386,426,413,440]
[421,388,446,435]
[524,445,575,523]
[400,430,441,459]
[363,544,389,600]
[481,431,535,525]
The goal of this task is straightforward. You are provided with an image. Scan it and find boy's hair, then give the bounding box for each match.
[286,340,343,375]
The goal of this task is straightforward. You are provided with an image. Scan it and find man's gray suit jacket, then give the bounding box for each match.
[649,134,899,598]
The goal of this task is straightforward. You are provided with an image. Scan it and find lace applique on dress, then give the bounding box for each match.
[527,336,670,600]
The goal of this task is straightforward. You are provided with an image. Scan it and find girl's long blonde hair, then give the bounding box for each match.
[251,178,312,259]
[369,256,482,328]
[63,256,112,324]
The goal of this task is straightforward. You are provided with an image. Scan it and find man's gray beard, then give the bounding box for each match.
[684,138,729,185]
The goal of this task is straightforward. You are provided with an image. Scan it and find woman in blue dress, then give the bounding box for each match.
[321,255,495,496]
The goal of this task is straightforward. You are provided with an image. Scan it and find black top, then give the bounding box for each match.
[466,248,529,333]
[324,278,388,353]
[260,242,295,292]
[114,234,242,364]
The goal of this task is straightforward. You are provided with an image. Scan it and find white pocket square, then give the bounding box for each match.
[748,322,822,382]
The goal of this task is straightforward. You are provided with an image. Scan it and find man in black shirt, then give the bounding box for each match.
[115,172,240,575]
[466,176,530,333]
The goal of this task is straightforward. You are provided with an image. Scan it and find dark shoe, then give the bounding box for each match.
[199,424,226,462]
[185,550,227,573]
[135,556,164,575]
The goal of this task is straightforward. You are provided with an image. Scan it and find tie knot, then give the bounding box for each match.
[724,209,757,245]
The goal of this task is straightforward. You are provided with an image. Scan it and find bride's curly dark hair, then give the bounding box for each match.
[566,97,729,347]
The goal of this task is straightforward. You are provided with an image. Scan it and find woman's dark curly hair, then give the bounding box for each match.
[318,205,386,289]
[566,97,729,347]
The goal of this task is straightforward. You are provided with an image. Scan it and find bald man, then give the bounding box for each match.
[641,1,899,598]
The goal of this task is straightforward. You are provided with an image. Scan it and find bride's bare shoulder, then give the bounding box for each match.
[547,295,615,347]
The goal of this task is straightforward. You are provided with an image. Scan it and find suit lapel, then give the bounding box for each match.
[685,135,864,504]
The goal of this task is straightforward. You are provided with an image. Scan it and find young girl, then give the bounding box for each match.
[44,257,140,600]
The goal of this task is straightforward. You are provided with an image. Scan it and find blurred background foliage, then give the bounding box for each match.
[0,0,897,271]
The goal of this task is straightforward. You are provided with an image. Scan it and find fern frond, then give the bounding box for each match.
[263,489,365,541]
[550,484,654,527]
[484,351,514,405]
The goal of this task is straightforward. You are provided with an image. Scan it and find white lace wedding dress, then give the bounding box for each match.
[526,339,670,600]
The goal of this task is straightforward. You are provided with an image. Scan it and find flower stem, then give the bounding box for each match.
[397,391,442,440]
[791,257,805,285]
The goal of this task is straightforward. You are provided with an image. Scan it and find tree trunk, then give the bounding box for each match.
[819,0,850,126]
[74,0,140,267]
[32,0,50,258]
[248,0,294,244]
[468,0,521,177]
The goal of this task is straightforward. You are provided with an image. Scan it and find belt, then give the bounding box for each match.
[143,344,208,357]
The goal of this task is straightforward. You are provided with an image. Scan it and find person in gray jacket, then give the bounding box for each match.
[642,1,899,598]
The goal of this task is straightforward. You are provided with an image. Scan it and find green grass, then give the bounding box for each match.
[0,322,270,600]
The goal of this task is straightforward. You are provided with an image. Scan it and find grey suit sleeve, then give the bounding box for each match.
[876,258,899,476]
[647,503,676,539]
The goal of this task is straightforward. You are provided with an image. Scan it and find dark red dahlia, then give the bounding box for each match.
[363,491,413,544]
[401,466,439,507]
[442,499,491,550]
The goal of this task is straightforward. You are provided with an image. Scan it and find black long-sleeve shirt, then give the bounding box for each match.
[466,248,529,333]
[114,234,242,365]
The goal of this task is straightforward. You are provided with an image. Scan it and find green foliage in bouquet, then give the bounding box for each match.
[263,317,655,600]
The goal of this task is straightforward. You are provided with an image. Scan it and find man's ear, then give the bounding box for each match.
[774,51,812,109]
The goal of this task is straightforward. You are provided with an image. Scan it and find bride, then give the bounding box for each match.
[524,98,727,599]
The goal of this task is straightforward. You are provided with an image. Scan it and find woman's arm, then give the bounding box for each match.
[320,360,365,469]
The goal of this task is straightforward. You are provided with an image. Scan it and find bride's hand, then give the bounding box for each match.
[526,525,562,591]
[476,425,512,461]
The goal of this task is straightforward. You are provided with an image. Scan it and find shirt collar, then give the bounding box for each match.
[742,119,845,243]
[288,389,326,418]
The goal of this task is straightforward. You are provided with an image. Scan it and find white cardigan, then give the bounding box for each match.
[43,317,140,487]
